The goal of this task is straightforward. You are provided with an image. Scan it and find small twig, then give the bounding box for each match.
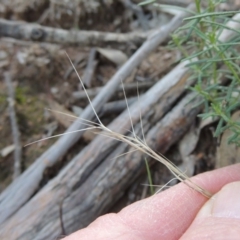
[59,201,66,236]
[82,48,98,88]
[99,97,137,117]
[0,18,150,47]
[72,81,156,101]
[4,72,22,180]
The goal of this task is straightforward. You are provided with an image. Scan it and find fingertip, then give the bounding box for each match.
[181,181,240,239]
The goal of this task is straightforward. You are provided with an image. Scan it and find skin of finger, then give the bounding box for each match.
[63,164,240,240]
[180,181,240,240]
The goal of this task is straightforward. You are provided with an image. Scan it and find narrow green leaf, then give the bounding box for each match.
[214,118,224,137]
[184,11,240,21]
[138,0,155,6]
[145,158,154,196]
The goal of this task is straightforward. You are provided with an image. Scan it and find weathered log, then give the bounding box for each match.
[0,87,200,239]
[0,7,194,225]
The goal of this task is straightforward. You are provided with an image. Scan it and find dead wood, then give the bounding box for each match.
[0,7,193,225]
[0,18,149,47]
[4,72,22,180]
[99,97,137,116]
[0,87,201,239]
[47,98,76,128]
[47,97,122,140]
[82,48,97,88]
[72,80,156,101]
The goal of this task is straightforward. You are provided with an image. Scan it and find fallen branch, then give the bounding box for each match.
[0,6,194,225]
[4,72,22,180]
[99,97,137,116]
[82,48,97,88]
[72,80,156,101]
[0,18,149,47]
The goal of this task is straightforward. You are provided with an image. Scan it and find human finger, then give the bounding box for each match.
[64,164,240,240]
[180,181,240,239]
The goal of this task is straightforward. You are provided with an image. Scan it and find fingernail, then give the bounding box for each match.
[212,181,240,219]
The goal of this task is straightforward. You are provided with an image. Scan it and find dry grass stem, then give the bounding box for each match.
[32,54,213,199]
